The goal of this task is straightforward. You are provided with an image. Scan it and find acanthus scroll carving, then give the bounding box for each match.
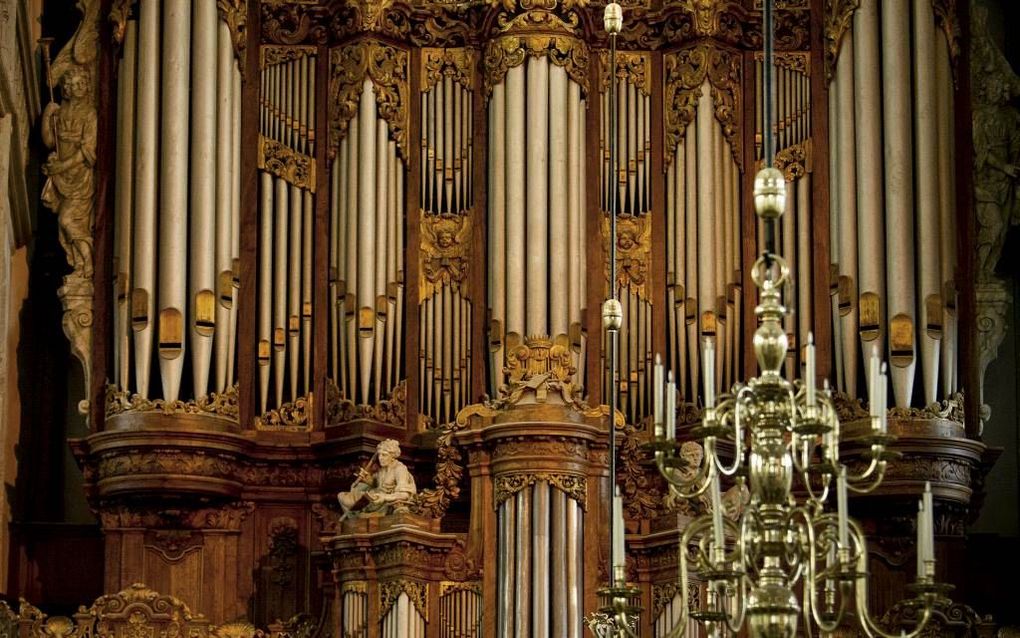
[326,379,407,426]
[258,137,316,192]
[99,502,255,531]
[105,383,239,420]
[254,393,312,431]
[379,580,428,623]
[482,11,589,97]
[493,473,587,510]
[823,0,859,80]
[663,44,742,168]
[216,0,248,61]
[328,40,409,160]
[422,47,477,93]
[773,139,811,181]
[598,51,651,96]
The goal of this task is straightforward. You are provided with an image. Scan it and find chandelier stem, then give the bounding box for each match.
[607,20,620,589]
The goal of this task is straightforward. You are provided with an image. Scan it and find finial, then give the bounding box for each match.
[753,167,786,220]
[604,2,623,34]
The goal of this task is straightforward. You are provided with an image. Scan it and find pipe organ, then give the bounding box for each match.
[664,44,744,409]
[328,39,408,410]
[112,0,242,405]
[258,45,318,420]
[827,0,959,407]
[419,49,476,427]
[486,42,589,395]
[601,51,655,425]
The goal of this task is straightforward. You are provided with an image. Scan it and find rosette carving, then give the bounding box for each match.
[258,137,316,191]
[663,44,742,167]
[493,473,587,509]
[482,11,589,97]
[422,47,477,93]
[328,40,409,160]
[105,384,239,420]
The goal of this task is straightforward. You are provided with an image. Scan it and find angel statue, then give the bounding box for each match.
[41,64,96,279]
[420,213,471,298]
[338,439,417,518]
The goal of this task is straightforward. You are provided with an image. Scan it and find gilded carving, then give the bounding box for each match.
[254,392,312,431]
[420,213,472,301]
[328,40,409,160]
[663,44,742,167]
[421,47,477,93]
[109,0,132,44]
[99,503,254,531]
[754,50,809,76]
[493,472,587,509]
[217,0,248,60]
[824,0,859,80]
[773,139,811,181]
[932,0,959,65]
[652,582,681,618]
[379,580,428,623]
[261,44,316,69]
[410,416,466,518]
[105,383,239,420]
[598,51,651,96]
[831,390,870,423]
[887,392,965,424]
[326,379,407,426]
[601,213,651,300]
[258,136,316,192]
[483,11,589,97]
[261,2,329,45]
[439,581,482,597]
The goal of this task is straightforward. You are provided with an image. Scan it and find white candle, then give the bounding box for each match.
[923,482,934,565]
[837,467,849,547]
[710,472,725,550]
[806,332,816,406]
[613,487,626,576]
[654,355,664,438]
[922,500,930,579]
[666,372,676,441]
[704,338,716,408]
[869,346,880,417]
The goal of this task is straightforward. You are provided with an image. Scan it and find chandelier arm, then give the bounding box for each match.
[719,571,750,633]
[709,431,743,477]
[847,520,936,638]
[800,465,832,506]
[657,454,713,495]
[846,460,888,493]
[845,454,882,483]
[791,508,848,633]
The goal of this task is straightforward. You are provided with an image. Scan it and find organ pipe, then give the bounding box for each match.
[114,19,137,393]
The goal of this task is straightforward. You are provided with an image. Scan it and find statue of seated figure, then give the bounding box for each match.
[338,439,417,518]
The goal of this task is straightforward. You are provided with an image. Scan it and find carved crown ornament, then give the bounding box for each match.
[328,39,410,160]
[105,383,240,421]
[663,43,742,167]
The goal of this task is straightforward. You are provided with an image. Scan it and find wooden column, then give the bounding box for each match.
[809,0,833,381]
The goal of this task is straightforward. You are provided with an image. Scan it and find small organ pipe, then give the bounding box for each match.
[568,84,582,370]
[881,0,917,408]
[373,119,388,402]
[189,0,217,398]
[531,483,550,636]
[259,172,273,412]
[526,57,549,336]
[798,176,812,350]
[115,20,137,392]
[914,0,942,404]
[386,143,398,393]
[273,177,289,406]
[506,66,526,338]
[357,80,376,404]
[936,34,957,395]
[287,183,302,400]
[302,190,313,395]
[684,122,699,399]
[158,0,191,402]
[550,64,569,336]
[836,37,859,397]
[331,155,342,382]
[854,0,886,393]
[489,82,506,392]
[214,21,233,392]
[345,117,360,397]
[515,489,531,637]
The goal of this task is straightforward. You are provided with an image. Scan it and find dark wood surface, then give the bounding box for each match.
[313,47,330,429]
[809,0,833,382]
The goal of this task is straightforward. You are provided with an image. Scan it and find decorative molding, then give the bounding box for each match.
[420,213,472,301]
[254,392,313,430]
[380,580,428,623]
[410,416,466,518]
[598,51,651,96]
[663,43,741,167]
[258,136,316,191]
[421,47,477,93]
[652,582,681,618]
[493,472,587,509]
[99,503,255,531]
[823,0,858,80]
[145,530,203,564]
[328,39,409,160]
[105,384,240,420]
[482,11,589,97]
[491,437,589,462]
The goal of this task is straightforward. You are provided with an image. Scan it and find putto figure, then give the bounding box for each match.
[338,439,417,518]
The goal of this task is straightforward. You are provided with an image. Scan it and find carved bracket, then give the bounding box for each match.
[823,0,859,81]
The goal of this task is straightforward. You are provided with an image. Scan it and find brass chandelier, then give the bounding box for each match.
[591,0,952,636]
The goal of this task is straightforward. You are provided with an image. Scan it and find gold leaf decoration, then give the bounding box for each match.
[421,47,477,93]
[217,0,248,61]
[598,51,651,96]
[254,393,312,431]
[409,416,467,518]
[773,139,812,181]
[325,379,407,426]
[329,39,409,160]
[663,43,742,167]
[258,136,316,191]
[601,214,652,300]
[105,384,239,421]
[420,213,472,302]
[482,11,589,97]
[109,0,132,44]
[493,473,587,509]
[824,0,860,80]
[380,580,428,622]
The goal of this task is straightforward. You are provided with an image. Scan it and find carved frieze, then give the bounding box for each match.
[663,43,742,167]
[99,502,255,531]
[97,450,239,484]
[493,472,587,509]
[254,392,313,430]
[491,437,589,462]
[380,580,428,622]
[326,379,408,426]
[328,39,409,160]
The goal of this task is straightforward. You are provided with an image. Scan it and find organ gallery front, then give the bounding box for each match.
[33,0,1007,635]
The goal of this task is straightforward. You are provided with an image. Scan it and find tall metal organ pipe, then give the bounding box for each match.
[827,0,959,408]
[113,2,242,410]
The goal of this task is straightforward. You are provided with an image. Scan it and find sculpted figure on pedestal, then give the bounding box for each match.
[338,439,417,518]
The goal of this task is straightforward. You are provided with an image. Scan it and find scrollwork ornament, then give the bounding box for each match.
[258,136,316,191]
[652,582,681,618]
[105,384,240,421]
[773,139,811,181]
[663,44,742,167]
[380,580,428,622]
[109,0,133,44]
[493,472,587,509]
[421,48,477,93]
[254,393,312,431]
[409,414,467,518]
[216,0,248,61]
[598,51,651,96]
[824,0,859,80]
[325,379,407,426]
[262,2,329,45]
[483,12,589,98]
